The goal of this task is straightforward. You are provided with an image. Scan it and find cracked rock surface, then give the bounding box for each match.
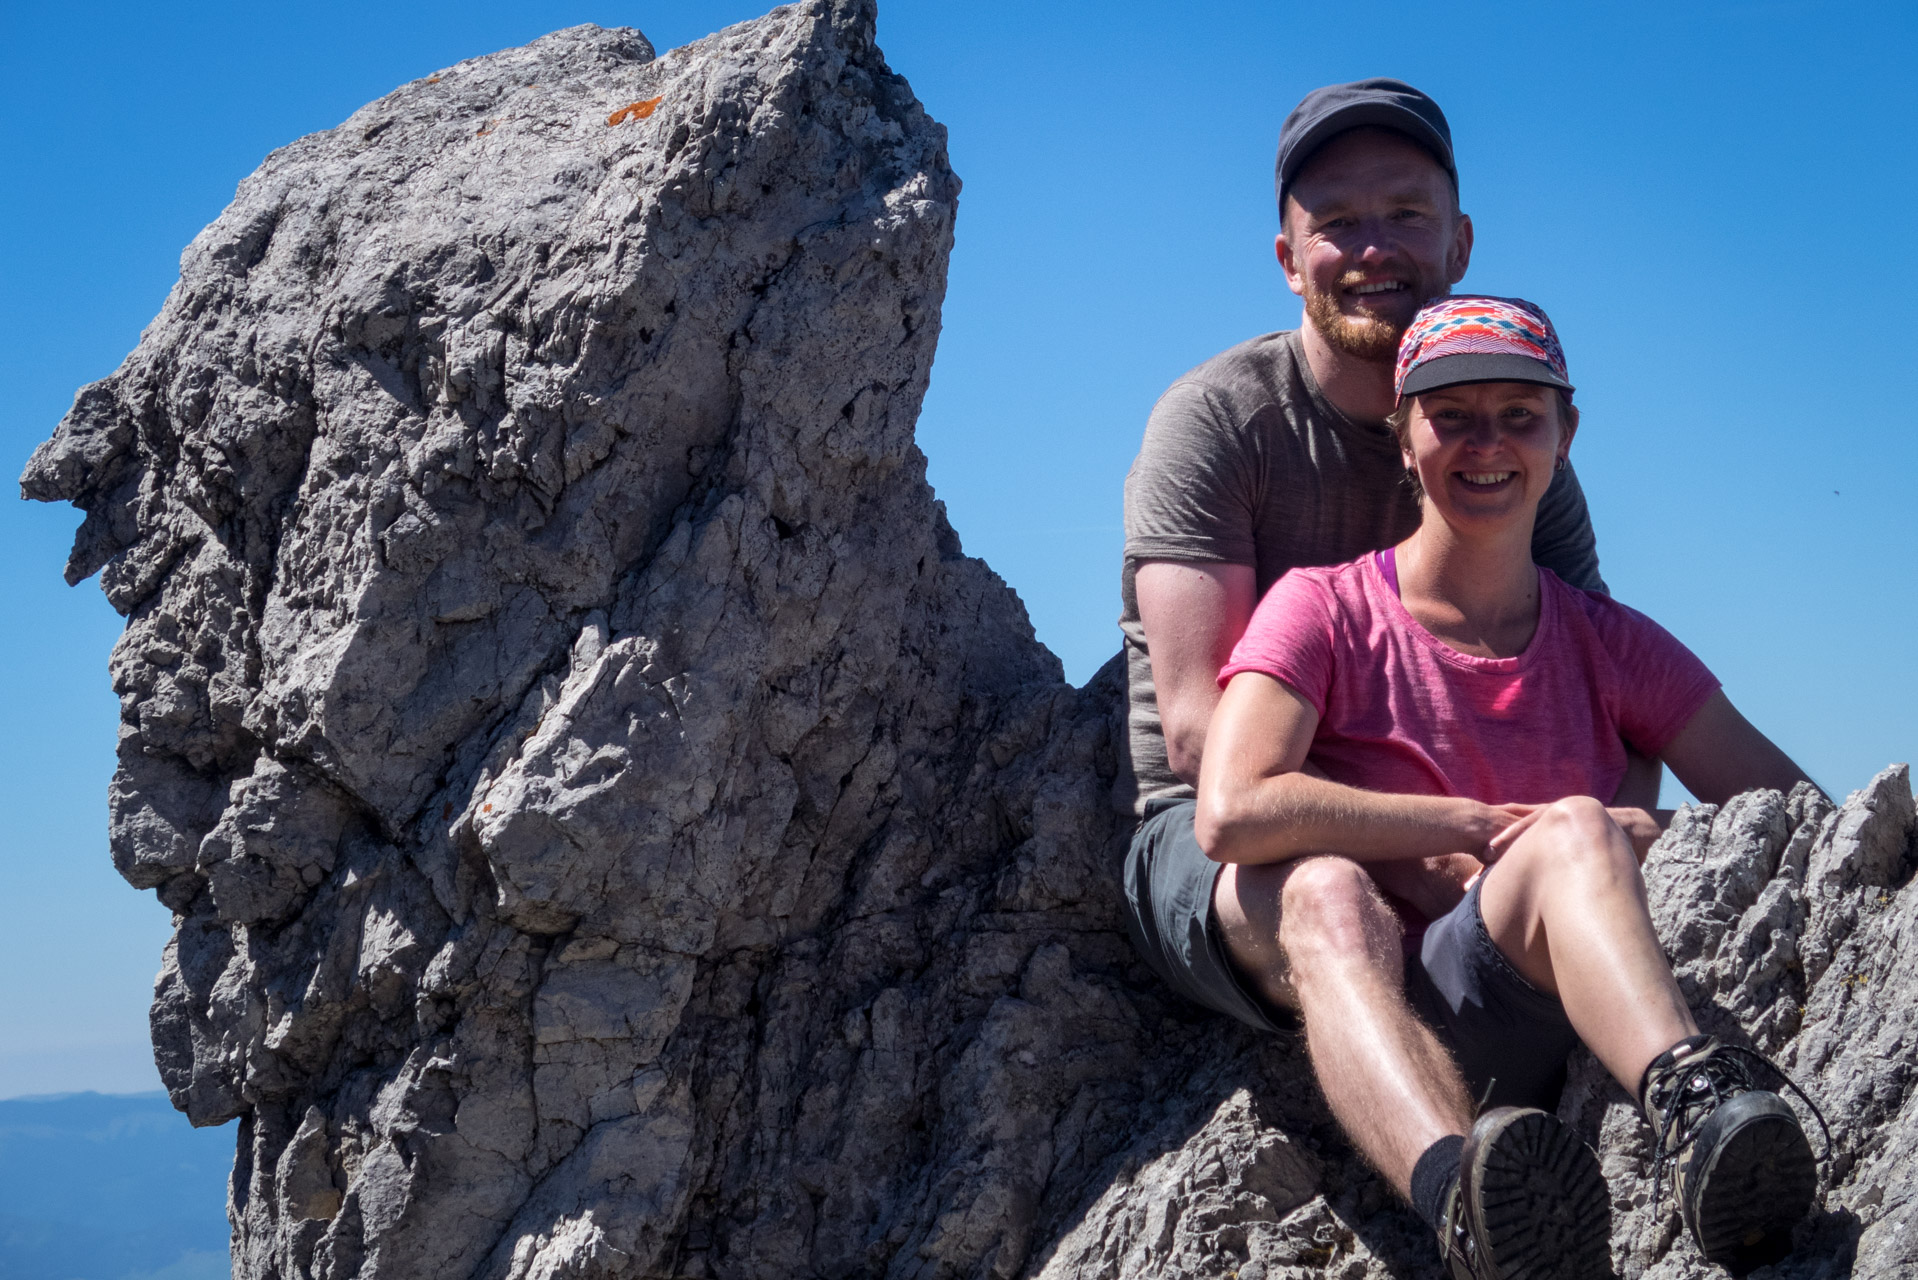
[23,3,1918,1277]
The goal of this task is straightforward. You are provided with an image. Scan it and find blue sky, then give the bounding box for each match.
[2,1,1914,1100]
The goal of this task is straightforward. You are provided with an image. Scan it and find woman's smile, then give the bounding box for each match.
[1400,379,1574,527]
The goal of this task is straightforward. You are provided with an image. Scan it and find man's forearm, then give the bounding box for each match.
[1195,771,1501,866]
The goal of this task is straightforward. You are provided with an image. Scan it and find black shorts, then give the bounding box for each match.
[1122,799,1579,1110]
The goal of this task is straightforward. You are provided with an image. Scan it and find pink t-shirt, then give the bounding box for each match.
[1219,555,1720,805]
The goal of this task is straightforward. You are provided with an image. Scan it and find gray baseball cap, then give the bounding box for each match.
[1275,78,1456,208]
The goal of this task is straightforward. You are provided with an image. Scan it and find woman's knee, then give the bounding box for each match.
[1507,797,1640,885]
[1542,793,1611,829]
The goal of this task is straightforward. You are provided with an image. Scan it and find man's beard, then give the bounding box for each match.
[1303,276,1435,363]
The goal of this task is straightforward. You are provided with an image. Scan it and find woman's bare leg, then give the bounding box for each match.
[1475,795,1697,1097]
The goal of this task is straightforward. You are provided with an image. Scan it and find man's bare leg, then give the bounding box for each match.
[1476,795,1697,1097]
[1216,855,1474,1197]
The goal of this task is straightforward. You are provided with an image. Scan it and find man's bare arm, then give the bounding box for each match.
[1194,670,1517,865]
[1613,747,1663,809]
[1606,750,1671,861]
[1133,559,1258,786]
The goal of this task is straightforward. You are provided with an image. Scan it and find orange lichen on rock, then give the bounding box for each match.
[606,95,664,126]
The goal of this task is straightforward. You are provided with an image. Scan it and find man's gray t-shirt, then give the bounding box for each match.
[1119,329,1605,815]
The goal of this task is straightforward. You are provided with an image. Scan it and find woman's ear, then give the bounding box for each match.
[1559,401,1580,460]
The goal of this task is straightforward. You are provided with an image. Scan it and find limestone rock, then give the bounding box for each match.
[1557,768,1918,1280]
[23,2,1918,1277]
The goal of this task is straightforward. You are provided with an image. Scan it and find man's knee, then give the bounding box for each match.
[1279,856,1400,963]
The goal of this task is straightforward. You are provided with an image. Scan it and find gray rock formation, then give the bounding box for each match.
[22,2,1918,1278]
[1560,770,1918,1280]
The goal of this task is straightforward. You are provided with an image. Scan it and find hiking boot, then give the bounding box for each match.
[1438,1106,1612,1280]
[1641,1037,1823,1275]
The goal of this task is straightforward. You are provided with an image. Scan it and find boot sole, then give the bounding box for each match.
[1686,1092,1817,1275]
[1467,1108,1613,1280]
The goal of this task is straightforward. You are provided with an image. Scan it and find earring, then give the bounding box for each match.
[1554,456,1567,473]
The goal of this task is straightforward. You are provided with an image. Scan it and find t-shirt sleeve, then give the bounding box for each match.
[1124,378,1259,565]
[1596,601,1722,757]
[1217,570,1338,716]
[1532,462,1607,595]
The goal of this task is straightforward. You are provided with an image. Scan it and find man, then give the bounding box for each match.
[1118,80,1818,1277]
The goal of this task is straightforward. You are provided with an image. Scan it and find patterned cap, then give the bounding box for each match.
[1393,296,1573,401]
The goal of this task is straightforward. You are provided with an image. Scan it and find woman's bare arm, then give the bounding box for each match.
[1660,690,1820,806]
[1194,670,1517,865]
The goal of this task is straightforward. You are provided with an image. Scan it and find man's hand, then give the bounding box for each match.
[1484,801,1668,865]
[1604,807,1667,862]
[1484,803,1546,862]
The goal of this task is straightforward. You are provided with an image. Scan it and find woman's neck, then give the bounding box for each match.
[1395,516,1542,659]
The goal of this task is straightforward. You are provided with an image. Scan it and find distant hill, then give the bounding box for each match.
[0,1091,231,1280]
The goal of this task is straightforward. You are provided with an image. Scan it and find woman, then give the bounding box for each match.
[1195,296,1821,1278]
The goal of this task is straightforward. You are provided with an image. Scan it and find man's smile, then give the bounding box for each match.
[1457,470,1517,488]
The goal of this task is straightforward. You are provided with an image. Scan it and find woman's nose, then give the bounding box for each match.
[1462,417,1503,448]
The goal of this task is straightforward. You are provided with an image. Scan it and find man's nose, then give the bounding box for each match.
[1351,230,1396,263]
[1349,217,1405,262]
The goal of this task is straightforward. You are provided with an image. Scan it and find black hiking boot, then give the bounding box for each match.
[1438,1106,1613,1280]
[1640,1036,1825,1275]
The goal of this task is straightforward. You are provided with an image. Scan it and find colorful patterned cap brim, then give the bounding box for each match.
[1398,352,1572,396]
[1393,295,1573,401]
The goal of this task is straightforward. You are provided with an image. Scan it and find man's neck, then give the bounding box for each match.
[1299,321,1399,424]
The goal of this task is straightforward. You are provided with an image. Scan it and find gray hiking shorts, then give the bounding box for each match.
[1122,799,1580,1109]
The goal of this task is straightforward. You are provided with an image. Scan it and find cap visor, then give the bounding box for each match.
[1398,352,1572,396]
